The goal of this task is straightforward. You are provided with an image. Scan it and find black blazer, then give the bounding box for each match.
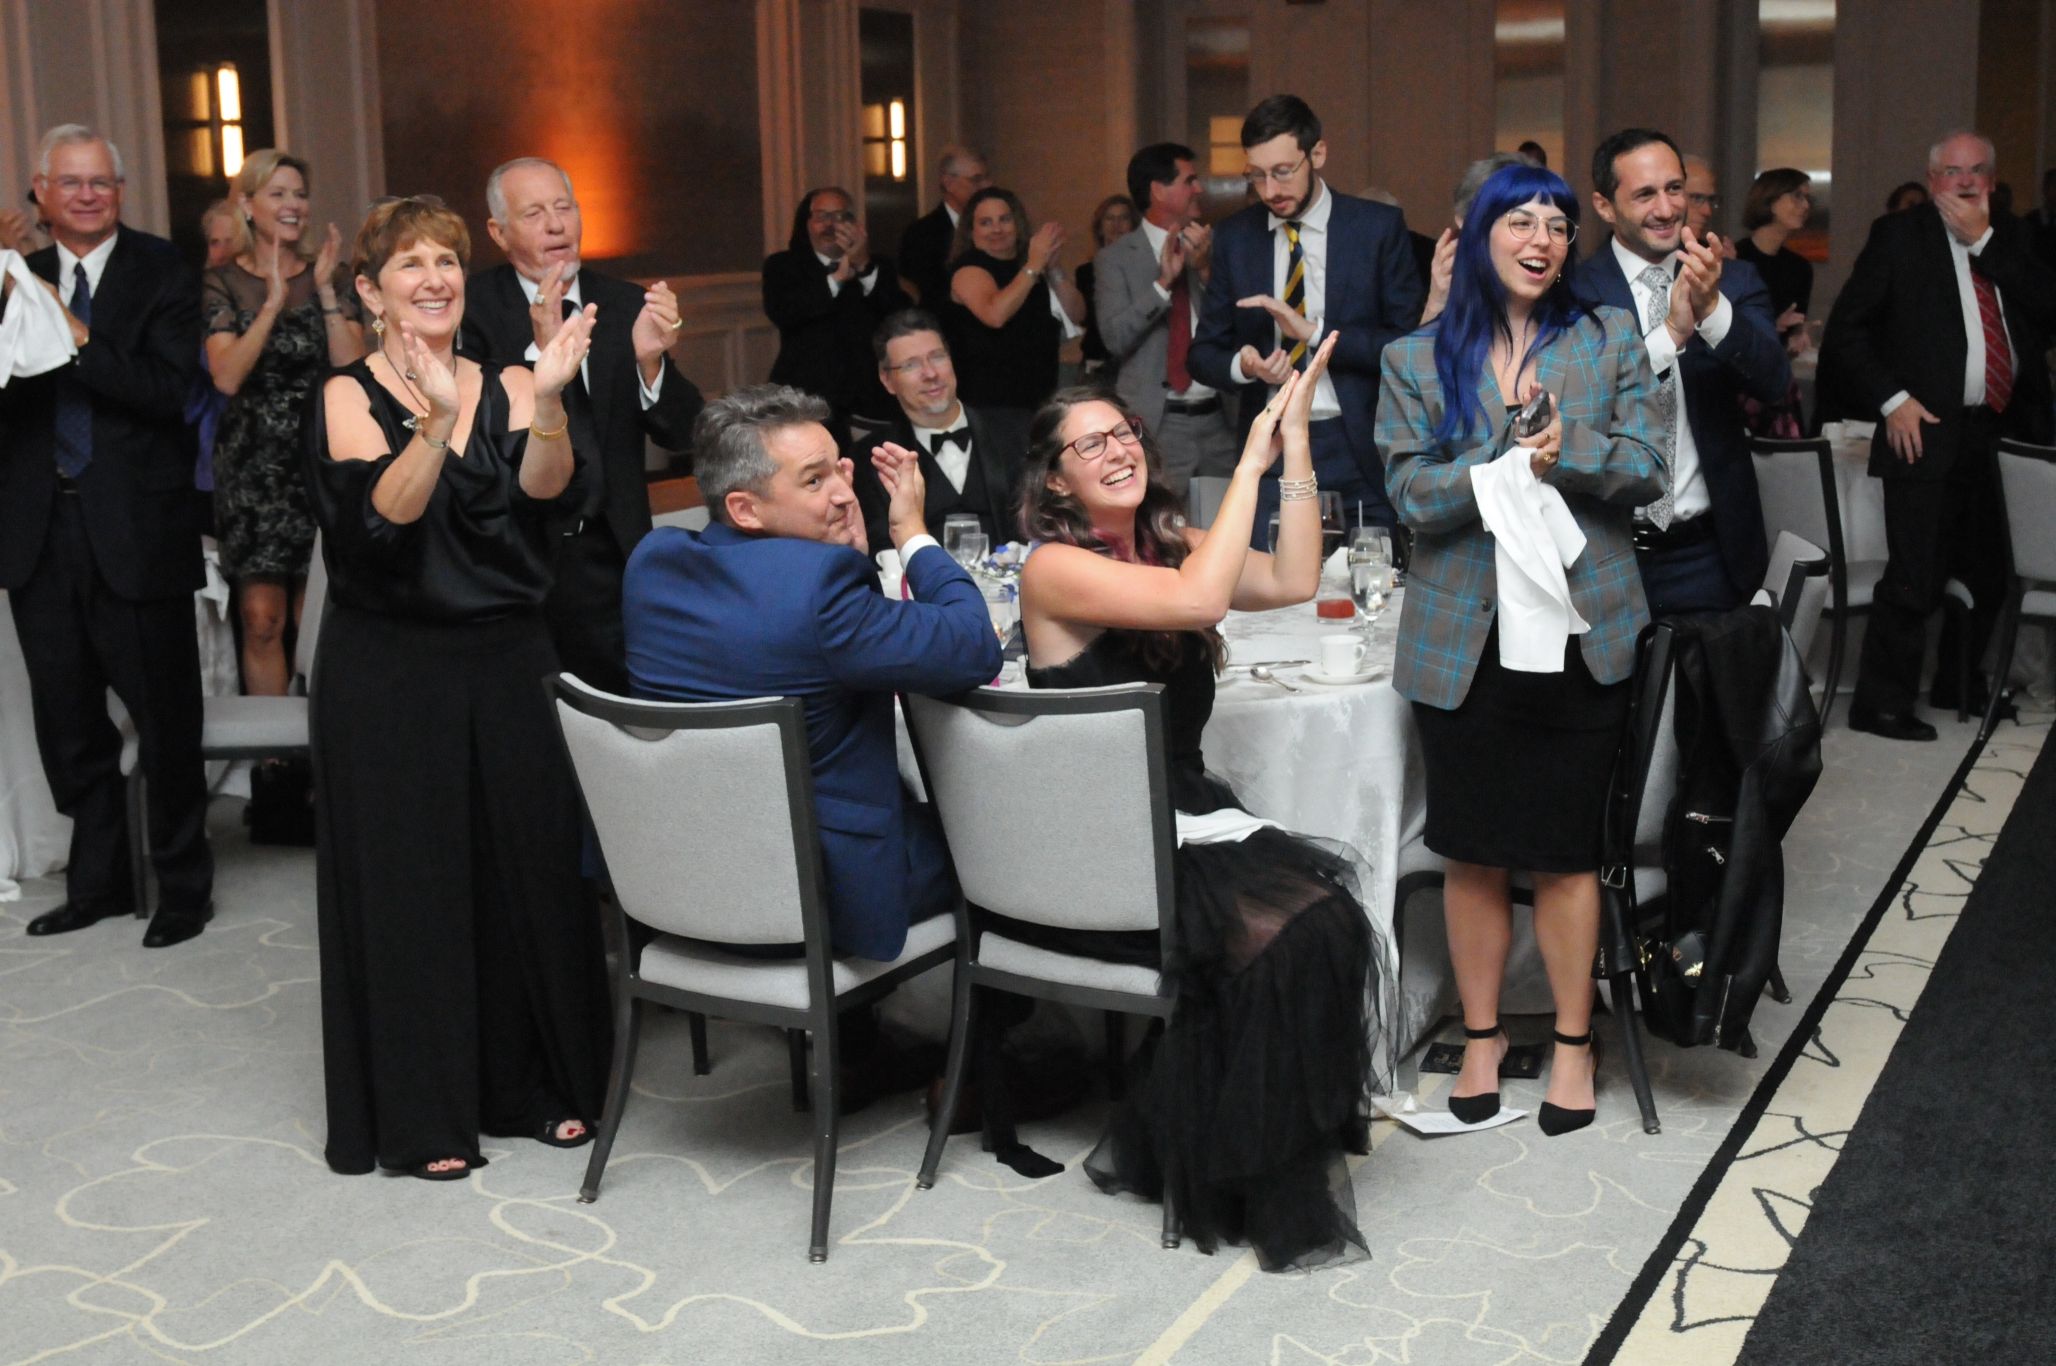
[896,204,956,309]
[1821,202,2056,481]
[1572,248,1791,598]
[763,250,909,422]
[844,404,1030,551]
[459,263,701,557]
[0,227,201,600]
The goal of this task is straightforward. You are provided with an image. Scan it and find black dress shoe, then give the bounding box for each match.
[24,901,125,936]
[142,901,214,948]
[1932,679,2018,722]
[1847,705,1938,742]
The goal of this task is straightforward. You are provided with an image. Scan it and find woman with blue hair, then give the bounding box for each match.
[1375,164,1668,1136]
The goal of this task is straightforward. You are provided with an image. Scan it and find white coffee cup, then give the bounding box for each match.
[1318,633,1369,678]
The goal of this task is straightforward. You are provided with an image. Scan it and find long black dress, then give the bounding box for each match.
[1024,629,1378,1272]
[944,249,1062,412]
[304,358,611,1175]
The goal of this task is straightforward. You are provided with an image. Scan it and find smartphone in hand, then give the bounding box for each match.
[1513,389,1554,440]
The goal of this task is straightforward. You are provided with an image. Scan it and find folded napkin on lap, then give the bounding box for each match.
[1469,446,1589,673]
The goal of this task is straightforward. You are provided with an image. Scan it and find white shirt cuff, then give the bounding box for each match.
[1152,280,1172,304]
[638,363,663,409]
[1643,322,1680,376]
[1229,352,1249,385]
[1697,292,1733,349]
[897,534,940,573]
[857,264,879,295]
[1970,226,1994,254]
[1881,390,1912,418]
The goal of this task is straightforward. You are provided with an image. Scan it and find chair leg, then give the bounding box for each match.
[579,995,644,1203]
[1977,595,2024,747]
[127,768,150,918]
[808,1014,841,1262]
[1767,962,1793,1005]
[918,959,979,1189]
[788,1028,809,1111]
[1819,611,1846,730]
[688,1012,710,1075]
[1955,602,1972,724]
[1103,1011,1126,1100]
[1160,1169,1180,1249]
[1607,972,1661,1134]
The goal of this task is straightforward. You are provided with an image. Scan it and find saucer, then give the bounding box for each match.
[1303,666,1380,686]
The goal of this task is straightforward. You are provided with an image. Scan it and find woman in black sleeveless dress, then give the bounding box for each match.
[1014,337,1381,1272]
[304,198,610,1180]
[944,187,1086,413]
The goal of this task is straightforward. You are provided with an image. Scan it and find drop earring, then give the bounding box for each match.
[371,315,385,338]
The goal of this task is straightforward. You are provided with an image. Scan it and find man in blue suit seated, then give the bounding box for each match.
[621,384,1001,963]
[1573,128,1791,616]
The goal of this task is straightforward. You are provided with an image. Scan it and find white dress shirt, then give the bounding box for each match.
[1229,182,1340,421]
[1140,218,1216,401]
[55,233,119,306]
[911,406,973,492]
[1878,226,2010,416]
[813,251,881,300]
[514,269,663,408]
[1615,236,1732,522]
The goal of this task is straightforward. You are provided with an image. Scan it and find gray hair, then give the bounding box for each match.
[38,124,125,180]
[1453,152,1529,224]
[1927,130,1996,171]
[693,385,833,524]
[484,157,575,222]
[938,145,984,178]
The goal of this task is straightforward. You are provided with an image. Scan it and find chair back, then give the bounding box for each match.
[1762,530,1831,662]
[1186,476,1230,530]
[295,530,329,691]
[1614,626,1680,869]
[1751,437,1845,573]
[652,506,711,532]
[904,685,1175,942]
[1997,440,2056,584]
[548,675,825,946]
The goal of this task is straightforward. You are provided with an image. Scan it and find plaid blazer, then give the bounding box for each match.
[1377,304,1669,710]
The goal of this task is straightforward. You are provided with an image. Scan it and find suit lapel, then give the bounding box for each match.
[1578,246,1635,314]
[82,227,140,325]
[1921,207,1969,360]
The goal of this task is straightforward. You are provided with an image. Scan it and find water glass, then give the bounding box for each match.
[942,514,981,563]
[1350,560,1388,632]
[953,529,990,571]
[1319,491,1346,558]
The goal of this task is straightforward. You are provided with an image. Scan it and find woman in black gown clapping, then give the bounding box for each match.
[1010,335,1380,1272]
[304,197,610,1181]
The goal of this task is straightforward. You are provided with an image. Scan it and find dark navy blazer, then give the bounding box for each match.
[621,523,1000,959]
[1570,247,1789,600]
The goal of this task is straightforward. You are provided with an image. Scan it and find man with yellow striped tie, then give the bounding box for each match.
[1191,95,1427,544]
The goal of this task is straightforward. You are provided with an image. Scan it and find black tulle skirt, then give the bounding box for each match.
[991,773,1380,1272]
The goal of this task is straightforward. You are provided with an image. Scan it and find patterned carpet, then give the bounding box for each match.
[1,703,2029,1365]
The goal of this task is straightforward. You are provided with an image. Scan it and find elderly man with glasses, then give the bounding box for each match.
[1189,94,1425,539]
[764,186,909,434]
[844,308,1029,551]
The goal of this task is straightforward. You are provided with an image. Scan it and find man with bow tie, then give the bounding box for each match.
[845,309,1029,552]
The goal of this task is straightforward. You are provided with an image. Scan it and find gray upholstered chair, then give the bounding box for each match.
[547,675,956,1262]
[1981,439,2056,745]
[901,684,1184,1247]
[124,532,329,915]
[1761,530,1833,669]
[1751,438,1974,726]
[1185,475,1229,530]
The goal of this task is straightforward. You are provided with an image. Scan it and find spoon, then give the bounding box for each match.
[1249,664,1300,693]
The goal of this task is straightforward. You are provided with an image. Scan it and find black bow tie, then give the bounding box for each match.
[561,298,577,319]
[929,427,971,454]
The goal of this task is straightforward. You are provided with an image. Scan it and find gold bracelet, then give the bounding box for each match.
[529,417,568,441]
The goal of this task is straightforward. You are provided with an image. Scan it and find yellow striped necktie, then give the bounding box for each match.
[1282,220,1309,366]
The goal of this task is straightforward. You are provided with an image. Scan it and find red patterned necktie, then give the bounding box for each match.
[1165,272,1191,394]
[1971,268,2012,413]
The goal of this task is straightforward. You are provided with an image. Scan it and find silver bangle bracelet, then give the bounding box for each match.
[1277,475,1319,501]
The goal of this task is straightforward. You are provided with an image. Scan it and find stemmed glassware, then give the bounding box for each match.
[1348,526,1392,638]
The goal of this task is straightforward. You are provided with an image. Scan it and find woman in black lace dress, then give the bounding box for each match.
[1015,335,1380,1272]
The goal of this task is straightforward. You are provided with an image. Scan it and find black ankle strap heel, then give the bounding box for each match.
[1538,1029,1599,1136]
[1448,1023,1506,1125]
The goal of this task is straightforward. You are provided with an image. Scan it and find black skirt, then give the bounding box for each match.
[1412,624,1628,873]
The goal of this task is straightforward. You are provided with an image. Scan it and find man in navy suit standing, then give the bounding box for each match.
[621,385,999,962]
[1574,128,1790,617]
[1189,95,1424,538]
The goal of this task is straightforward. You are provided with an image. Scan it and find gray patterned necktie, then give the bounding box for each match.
[1637,262,1677,531]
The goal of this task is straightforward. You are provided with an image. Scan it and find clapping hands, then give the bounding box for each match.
[871,441,930,545]
[533,301,596,401]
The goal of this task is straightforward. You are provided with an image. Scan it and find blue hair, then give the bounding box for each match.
[1430,163,1586,447]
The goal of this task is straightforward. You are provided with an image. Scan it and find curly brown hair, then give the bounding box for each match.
[1020,386,1225,674]
[351,195,471,283]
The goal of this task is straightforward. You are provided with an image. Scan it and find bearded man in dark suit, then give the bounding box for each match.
[459,156,702,694]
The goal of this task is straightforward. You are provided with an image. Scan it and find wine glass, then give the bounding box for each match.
[953,529,990,572]
[942,514,980,564]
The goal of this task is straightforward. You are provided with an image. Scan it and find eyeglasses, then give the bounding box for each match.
[1686,193,1721,210]
[1935,164,1992,179]
[1065,419,1144,462]
[810,209,856,225]
[1502,211,1577,245]
[48,177,121,195]
[883,349,952,376]
[1244,154,1310,190]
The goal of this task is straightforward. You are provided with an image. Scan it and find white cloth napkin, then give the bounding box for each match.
[1175,807,1279,846]
[1469,446,1589,673]
[0,249,78,385]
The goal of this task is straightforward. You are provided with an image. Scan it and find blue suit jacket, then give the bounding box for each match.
[1570,249,1789,600]
[621,524,1001,960]
[1188,189,1425,487]
[1378,307,1669,709]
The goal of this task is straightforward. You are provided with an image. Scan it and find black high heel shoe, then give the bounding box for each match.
[1537,1029,1598,1137]
[1447,1023,1507,1124]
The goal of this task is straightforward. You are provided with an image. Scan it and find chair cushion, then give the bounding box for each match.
[977,931,1163,997]
[201,695,309,752]
[2024,588,2056,620]
[638,913,955,1008]
[1836,562,1971,613]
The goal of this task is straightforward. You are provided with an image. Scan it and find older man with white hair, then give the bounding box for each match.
[1823,129,2056,739]
[1,124,214,946]
[457,156,702,693]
